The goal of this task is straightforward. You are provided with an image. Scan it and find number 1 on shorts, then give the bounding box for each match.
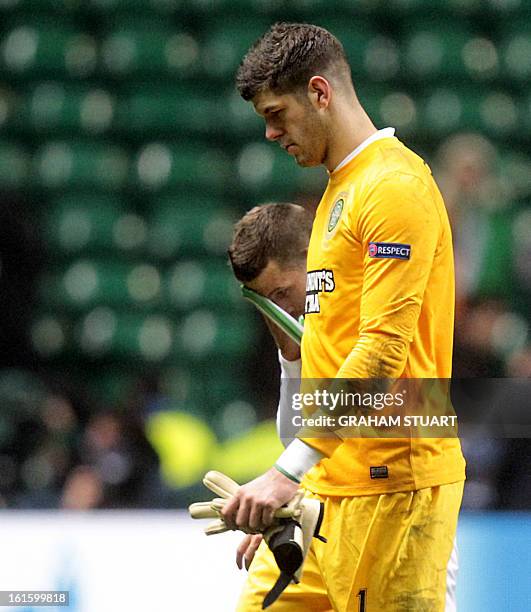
[357,588,367,612]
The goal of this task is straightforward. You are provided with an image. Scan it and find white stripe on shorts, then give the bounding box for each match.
[445,538,458,612]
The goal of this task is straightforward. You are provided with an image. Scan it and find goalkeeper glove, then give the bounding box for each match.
[189,471,326,609]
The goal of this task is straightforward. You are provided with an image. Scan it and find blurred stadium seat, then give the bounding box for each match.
[134,143,231,192]
[1,22,97,78]
[200,22,271,79]
[0,140,30,187]
[147,196,237,257]
[42,194,125,254]
[117,86,217,138]
[18,83,115,135]
[34,141,129,190]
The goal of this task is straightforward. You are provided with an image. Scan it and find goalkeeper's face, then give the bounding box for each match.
[253,89,328,168]
[246,258,306,319]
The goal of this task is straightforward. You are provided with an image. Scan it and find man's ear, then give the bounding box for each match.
[307,76,331,111]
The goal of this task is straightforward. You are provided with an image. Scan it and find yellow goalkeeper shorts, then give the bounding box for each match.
[236,480,463,611]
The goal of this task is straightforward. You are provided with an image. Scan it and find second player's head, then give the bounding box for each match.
[228,203,311,318]
[236,23,357,170]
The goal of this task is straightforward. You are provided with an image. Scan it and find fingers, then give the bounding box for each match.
[245,534,263,571]
[236,534,263,571]
[248,500,265,532]
[223,494,254,532]
[236,534,252,570]
[235,496,251,532]
[262,504,276,528]
[222,492,258,532]
[221,495,239,531]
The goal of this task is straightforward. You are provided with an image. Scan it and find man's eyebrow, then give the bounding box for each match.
[259,104,281,116]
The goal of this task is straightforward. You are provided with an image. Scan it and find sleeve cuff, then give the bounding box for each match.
[274,438,324,483]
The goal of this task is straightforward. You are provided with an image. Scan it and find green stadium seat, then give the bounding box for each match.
[215,397,257,439]
[134,143,231,192]
[42,194,125,254]
[0,23,97,78]
[378,0,475,17]
[88,0,179,12]
[175,310,254,359]
[33,141,129,190]
[420,86,520,139]
[18,83,115,135]
[356,85,391,128]
[158,364,207,409]
[0,140,30,188]
[0,0,82,11]
[523,90,531,138]
[378,90,418,136]
[43,196,147,257]
[101,24,200,79]
[76,311,175,361]
[235,141,326,197]
[30,312,71,358]
[112,212,148,255]
[486,0,530,17]
[147,198,237,258]
[223,89,263,140]
[158,365,249,419]
[419,88,467,137]
[84,368,139,406]
[121,87,262,142]
[117,86,217,138]
[477,90,520,138]
[500,23,531,83]
[164,260,242,311]
[499,151,531,202]
[362,35,401,82]
[311,20,375,77]
[200,21,271,79]
[287,0,337,15]
[39,259,163,310]
[461,36,500,81]
[0,85,20,133]
[401,21,474,81]
[511,207,531,302]
[75,305,119,357]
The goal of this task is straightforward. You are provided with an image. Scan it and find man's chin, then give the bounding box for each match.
[294,155,320,168]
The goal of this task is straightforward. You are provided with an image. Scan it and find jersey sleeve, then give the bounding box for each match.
[277,351,301,447]
[336,172,441,379]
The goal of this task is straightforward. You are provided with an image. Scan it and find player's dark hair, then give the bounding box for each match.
[236,22,351,100]
[228,203,312,283]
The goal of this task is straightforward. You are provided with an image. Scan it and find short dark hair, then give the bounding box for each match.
[228,203,312,283]
[236,22,350,101]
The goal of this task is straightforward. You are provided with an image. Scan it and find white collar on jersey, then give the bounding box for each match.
[332,127,396,174]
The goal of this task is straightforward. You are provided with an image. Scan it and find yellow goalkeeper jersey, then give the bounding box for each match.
[301,129,466,496]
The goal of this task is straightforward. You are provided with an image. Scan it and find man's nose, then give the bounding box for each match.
[265,123,283,141]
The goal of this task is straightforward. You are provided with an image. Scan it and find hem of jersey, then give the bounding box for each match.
[301,470,466,497]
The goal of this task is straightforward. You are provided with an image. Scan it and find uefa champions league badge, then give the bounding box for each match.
[368,242,411,260]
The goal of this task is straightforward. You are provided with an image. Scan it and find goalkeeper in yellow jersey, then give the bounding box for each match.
[222,23,466,611]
